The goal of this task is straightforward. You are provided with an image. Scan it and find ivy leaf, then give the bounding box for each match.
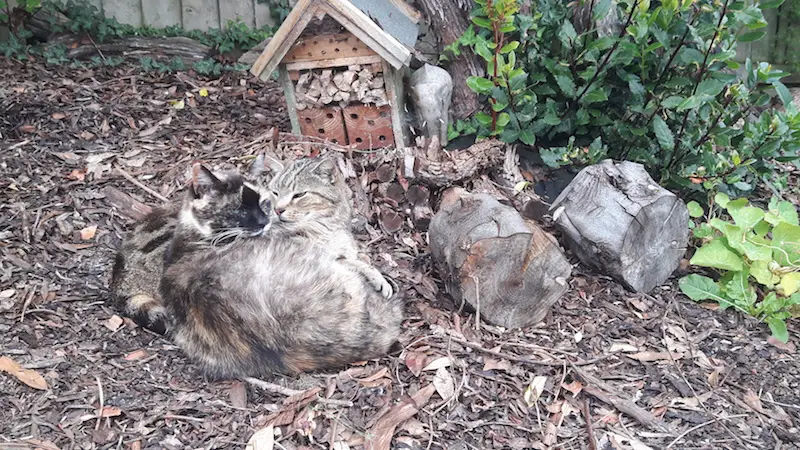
[687,201,704,218]
[767,316,789,343]
[729,206,765,231]
[652,115,675,151]
[679,274,726,303]
[715,192,731,209]
[780,273,800,297]
[690,239,744,271]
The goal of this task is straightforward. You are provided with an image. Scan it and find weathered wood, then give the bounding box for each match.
[414,0,481,120]
[383,60,409,147]
[549,159,690,293]
[220,0,257,27]
[103,0,143,26]
[103,186,154,221]
[429,188,571,329]
[279,65,302,135]
[403,138,506,186]
[285,32,377,63]
[254,0,275,28]
[52,35,212,64]
[285,54,382,71]
[319,0,411,69]
[182,0,222,31]
[141,0,182,29]
[251,0,318,80]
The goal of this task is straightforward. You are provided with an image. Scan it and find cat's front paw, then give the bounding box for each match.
[375,276,393,299]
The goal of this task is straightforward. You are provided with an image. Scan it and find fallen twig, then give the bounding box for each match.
[571,365,667,432]
[245,377,353,407]
[450,336,618,367]
[665,414,748,449]
[115,166,170,203]
[582,398,597,450]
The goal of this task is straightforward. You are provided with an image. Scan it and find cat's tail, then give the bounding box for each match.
[125,293,169,335]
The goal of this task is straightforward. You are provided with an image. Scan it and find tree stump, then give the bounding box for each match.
[549,159,689,293]
[429,188,571,329]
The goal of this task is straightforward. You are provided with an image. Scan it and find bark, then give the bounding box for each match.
[414,0,482,119]
[429,187,571,329]
[49,35,212,64]
[549,159,690,293]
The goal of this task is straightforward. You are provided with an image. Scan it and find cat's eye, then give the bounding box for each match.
[293,192,307,200]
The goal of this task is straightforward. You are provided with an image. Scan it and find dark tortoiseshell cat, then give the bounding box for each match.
[160,162,402,377]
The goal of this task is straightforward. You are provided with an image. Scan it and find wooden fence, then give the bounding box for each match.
[7,0,277,30]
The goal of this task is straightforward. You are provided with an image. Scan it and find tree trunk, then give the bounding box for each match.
[414,0,482,120]
[549,159,690,293]
[429,187,571,329]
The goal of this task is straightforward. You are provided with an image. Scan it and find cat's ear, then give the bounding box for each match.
[313,157,340,184]
[191,163,222,198]
[249,152,285,179]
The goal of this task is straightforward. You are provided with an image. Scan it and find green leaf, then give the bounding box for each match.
[475,111,493,126]
[781,273,800,297]
[772,222,800,266]
[754,220,771,236]
[679,274,726,302]
[496,112,510,128]
[759,0,785,8]
[519,129,535,146]
[693,223,714,239]
[739,31,766,43]
[772,81,793,107]
[661,96,684,109]
[466,76,495,94]
[751,261,779,286]
[472,17,492,29]
[558,21,577,47]
[500,41,519,54]
[592,0,613,20]
[676,95,702,112]
[474,40,493,61]
[696,79,725,98]
[690,239,744,271]
[582,88,608,104]
[555,75,576,97]
[652,115,675,151]
[729,206,765,231]
[715,192,731,209]
[687,201,704,218]
[767,316,789,343]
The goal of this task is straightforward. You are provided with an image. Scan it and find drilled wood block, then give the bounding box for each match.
[298,107,347,145]
[285,32,378,63]
[343,104,395,149]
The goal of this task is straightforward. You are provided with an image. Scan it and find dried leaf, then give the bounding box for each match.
[245,424,274,450]
[0,356,48,390]
[608,342,639,353]
[628,352,674,362]
[743,390,765,413]
[100,406,122,417]
[51,112,67,120]
[0,289,15,298]
[172,100,185,110]
[482,358,512,372]
[523,376,547,407]
[199,88,209,97]
[432,367,455,400]
[422,356,451,372]
[561,380,583,396]
[767,336,796,352]
[229,381,247,408]
[124,350,148,361]
[105,315,124,331]
[67,169,86,181]
[19,124,37,133]
[366,384,435,450]
[80,225,98,240]
[404,351,427,377]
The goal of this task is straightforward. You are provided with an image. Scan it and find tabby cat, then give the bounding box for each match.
[109,156,393,334]
[161,161,402,377]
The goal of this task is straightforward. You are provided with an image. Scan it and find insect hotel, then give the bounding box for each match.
[249,0,419,150]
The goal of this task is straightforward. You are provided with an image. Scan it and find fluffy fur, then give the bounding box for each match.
[161,160,402,377]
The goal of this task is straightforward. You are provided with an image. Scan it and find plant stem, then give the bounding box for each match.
[675,0,730,143]
[693,92,734,148]
[574,0,640,103]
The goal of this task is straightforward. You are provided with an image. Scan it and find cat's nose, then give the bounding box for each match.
[274,207,285,216]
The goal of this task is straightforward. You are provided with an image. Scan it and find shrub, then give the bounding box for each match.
[680,194,800,342]
[447,0,800,199]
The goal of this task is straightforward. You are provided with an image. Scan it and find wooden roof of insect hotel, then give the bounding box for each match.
[249,0,418,80]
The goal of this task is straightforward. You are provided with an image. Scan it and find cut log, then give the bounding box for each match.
[103,186,154,221]
[549,159,689,293]
[403,138,506,186]
[50,35,212,64]
[429,188,571,329]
